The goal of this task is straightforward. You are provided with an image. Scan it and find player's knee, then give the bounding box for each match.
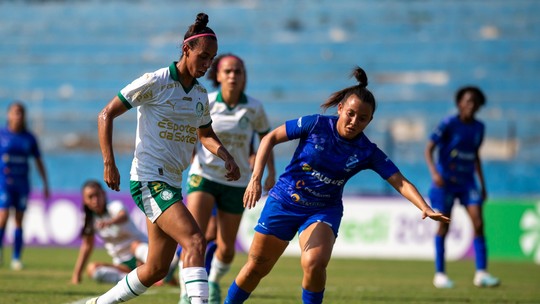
[473,222,484,235]
[301,257,327,275]
[437,223,450,235]
[137,261,169,283]
[86,262,98,277]
[130,240,140,253]
[218,245,236,262]
[184,233,207,257]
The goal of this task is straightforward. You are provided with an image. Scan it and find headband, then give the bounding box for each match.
[183,33,217,44]
[217,55,244,69]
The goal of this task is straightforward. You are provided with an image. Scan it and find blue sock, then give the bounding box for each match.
[205,240,217,274]
[474,236,487,270]
[13,228,23,260]
[0,227,5,247]
[434,235,445,273]
[224,280,250,304]
[0,227,4,259]
[302,288,324,304]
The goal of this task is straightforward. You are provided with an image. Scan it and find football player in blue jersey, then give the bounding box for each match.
[224,66,450,304]
[0,101,49,271]
[426,86,500,288]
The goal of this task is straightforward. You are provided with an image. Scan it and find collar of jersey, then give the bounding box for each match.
[169,62,199,93]
[215,91,247,111]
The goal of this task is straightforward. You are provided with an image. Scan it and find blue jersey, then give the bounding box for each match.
[0,127,41,194]
[269,115,399,208]
[430,114,484,187]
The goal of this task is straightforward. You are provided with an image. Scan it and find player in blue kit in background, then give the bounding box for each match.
[224,66,450,304]
[0,101,49,271]
[426,86,500,288]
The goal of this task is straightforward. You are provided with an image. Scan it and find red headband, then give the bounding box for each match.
[183,33,217,44]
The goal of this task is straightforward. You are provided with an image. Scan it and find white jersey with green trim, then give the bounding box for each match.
[94,200,147,265]
[189,91,270,187]
[119,62,212,188]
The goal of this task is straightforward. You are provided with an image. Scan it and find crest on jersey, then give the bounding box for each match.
[345,155,359,170]
[195,102,204,117]
[239,116,250,129]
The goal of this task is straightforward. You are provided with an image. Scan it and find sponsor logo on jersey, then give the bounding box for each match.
[157,119,197,144]
[165,100,176,111]
[451,149,476,161]
[300,162,345,186]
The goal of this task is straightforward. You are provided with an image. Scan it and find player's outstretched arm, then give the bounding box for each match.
[244,125,288,209]
[386,172,450,223]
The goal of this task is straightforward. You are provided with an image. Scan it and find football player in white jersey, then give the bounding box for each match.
[71,180,148,285]
[87,13,240,304]
[181,54,275,303]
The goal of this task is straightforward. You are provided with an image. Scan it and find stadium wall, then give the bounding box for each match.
[3,192,539,264]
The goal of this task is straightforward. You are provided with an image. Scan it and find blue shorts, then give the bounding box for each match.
[0,188,28,211]
[429,184,483,215]
[254,196,343,241]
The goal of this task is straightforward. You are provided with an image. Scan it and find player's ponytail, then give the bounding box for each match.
[183,13,217,47]
[321,66,376,114]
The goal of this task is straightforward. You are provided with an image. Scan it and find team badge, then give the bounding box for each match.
[195,102,204,117]
[346,155,359,169]
[160,189,173,201]
[239,116,249,129]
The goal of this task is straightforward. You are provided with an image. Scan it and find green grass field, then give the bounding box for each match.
[1,247,539,303]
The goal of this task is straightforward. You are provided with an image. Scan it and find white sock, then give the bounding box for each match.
[134,243,149,263]
[181,267,208,304]
[179,261,187,297]
[92,266,126,283]
[96,269,148,303]
[208,256,231,283]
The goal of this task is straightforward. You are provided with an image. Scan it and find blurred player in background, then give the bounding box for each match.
[426,86,500,288]
[87,13,240,304]
[0,101,49,271]
[224,66,450,304]
[71,180,149,285]
[181,53,275,303]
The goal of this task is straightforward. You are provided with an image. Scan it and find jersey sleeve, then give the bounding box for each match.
[198,88,213,128]
[477,121,485,149]
[369,146,400,180]
[430,117,450,144]
[285,114,319,140]
[118,72,160,109]
[28,132,41,158]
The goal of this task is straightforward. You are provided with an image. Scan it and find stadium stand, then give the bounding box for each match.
[0,0,538,196]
